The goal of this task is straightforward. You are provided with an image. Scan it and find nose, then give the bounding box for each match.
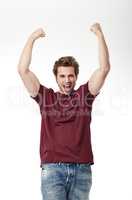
[65,76,70,83]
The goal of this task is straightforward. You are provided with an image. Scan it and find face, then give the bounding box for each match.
[56,66,77,95]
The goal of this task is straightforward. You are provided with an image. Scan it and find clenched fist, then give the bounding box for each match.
[90,23,103,36]
[30,28,46,41]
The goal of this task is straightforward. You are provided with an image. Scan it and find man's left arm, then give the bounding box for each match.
[88,23,111,96]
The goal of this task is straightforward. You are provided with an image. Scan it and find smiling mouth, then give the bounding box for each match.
[64,85,71,89]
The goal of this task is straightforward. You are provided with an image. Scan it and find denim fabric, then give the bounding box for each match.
[41,163,92,200]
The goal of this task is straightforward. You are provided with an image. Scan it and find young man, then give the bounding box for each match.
[17,23,110,200]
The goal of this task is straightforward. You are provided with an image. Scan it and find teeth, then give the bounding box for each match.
[63,84,71,89]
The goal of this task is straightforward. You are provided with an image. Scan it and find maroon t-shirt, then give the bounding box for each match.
[30,81,99,166]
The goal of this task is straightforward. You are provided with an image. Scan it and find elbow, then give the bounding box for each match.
[101,62,111,73]
[17,67,29,75]
[106,63,111,72]
[105,66,110,73]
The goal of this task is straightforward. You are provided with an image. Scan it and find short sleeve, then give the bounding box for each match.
[77,81,100,110]
[30,84,48,108]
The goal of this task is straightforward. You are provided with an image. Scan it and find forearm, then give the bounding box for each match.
[17,36,35,73]
[97,32,110,71]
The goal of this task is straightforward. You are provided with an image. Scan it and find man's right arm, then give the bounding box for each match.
[17,28,46,97]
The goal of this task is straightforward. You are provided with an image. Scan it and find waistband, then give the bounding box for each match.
[41,162,92,168]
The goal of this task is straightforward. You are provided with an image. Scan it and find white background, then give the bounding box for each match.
[0,0,132,199]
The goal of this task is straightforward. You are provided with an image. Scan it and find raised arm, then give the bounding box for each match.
[17,28,46,97]
[88,23,111,96]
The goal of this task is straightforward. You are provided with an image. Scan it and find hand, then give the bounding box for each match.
[90,23,103,37]
[30,28,46,41]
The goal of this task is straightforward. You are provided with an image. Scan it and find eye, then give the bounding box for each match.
[69,75,74,78]
[60,75,65,78]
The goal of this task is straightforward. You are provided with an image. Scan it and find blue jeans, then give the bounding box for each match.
[41,163,92,200]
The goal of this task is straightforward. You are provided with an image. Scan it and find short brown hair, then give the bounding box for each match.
[53,56,79,77]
